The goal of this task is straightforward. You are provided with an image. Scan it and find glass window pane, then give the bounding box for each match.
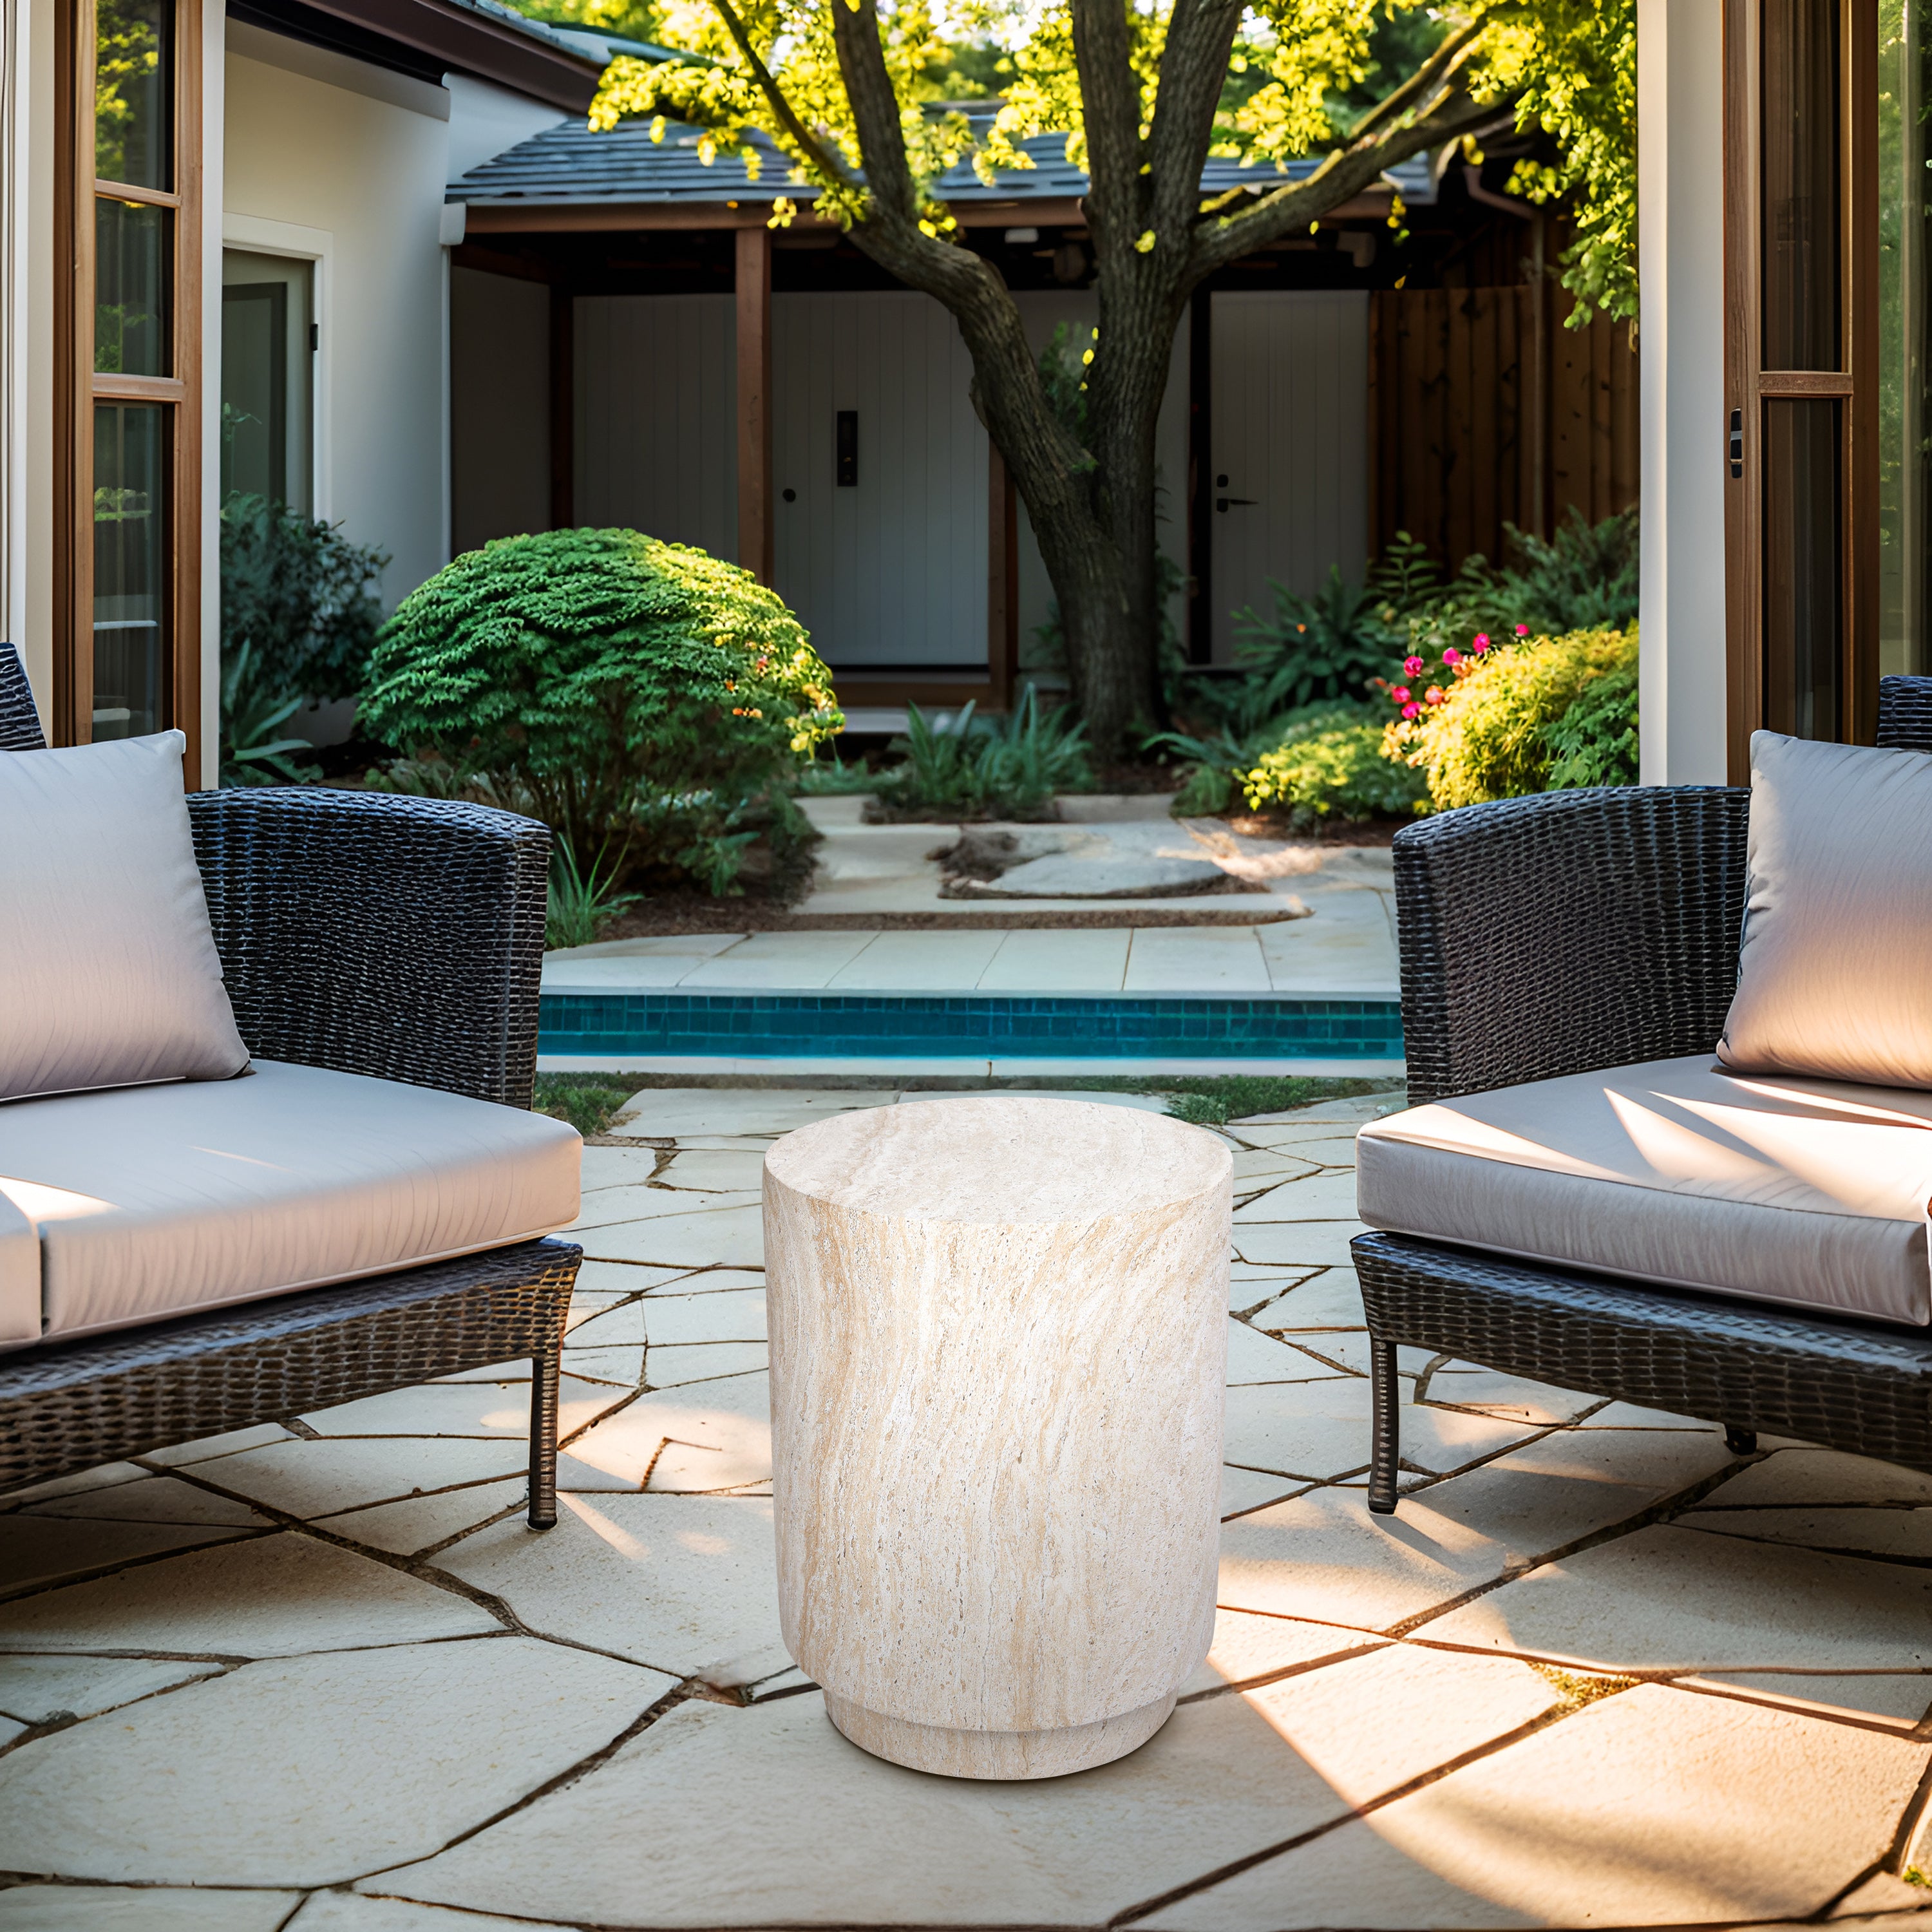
[220,283,287,505]
[1762,0,1842,369]
[220,251,314,514]
[1763,397,1844,739]
[1877,0,1931,675]
[93,402,168,741]
[94,0,173,190]
[95,197,170,376]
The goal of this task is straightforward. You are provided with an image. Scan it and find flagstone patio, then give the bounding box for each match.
[1,1087,1929,1931]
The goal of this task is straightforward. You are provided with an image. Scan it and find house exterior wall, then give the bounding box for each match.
[222,35,453,616]
[1637,0,1730,784]
[450,265,550,551]
[771,290,987,670]
[574,290,737,558]
[1209,290,1370,659]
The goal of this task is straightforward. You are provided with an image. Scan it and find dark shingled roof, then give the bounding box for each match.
[449,113,1436,210]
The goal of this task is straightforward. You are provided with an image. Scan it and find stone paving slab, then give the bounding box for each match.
[3,1088,1929,1929]
[0,1889,305,1929]
[1145,1686,1932,1929]
[0,1636,672,1887]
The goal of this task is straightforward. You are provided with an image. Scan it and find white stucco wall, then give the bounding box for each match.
[222,36,453,614]
[1637,0,1730,784]
[444,71,566,184]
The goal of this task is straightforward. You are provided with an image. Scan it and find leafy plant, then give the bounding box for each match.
[1376,508,1640,658]
[1239,701,1429,826]
[545,836,642,950]
[1384,626,1637,810]
[220,494,388,704]
[1543,661,1640,788]
[1229,567,1403,716]
[874,688,1094,821]
[219,640,321,787]
[360,527,842,867]
[795,751,878,795]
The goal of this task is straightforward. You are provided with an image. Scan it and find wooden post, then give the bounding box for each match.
[987,443,1015,709]
[736,225,774,584]
[548,279,574,530]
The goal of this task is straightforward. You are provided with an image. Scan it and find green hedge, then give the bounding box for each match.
[361,528,841,866]
[1238,702,1429,826]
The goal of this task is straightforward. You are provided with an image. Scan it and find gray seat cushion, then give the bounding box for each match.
[0,1059,581,1349]
[1356,1055,1932,1328]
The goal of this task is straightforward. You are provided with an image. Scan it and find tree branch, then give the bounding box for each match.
[1068,0,1144,252]
[1188,79,1504,280]
[828,0,920,228]
[1346,15,1488,147]
[1146,0,1244,240]
[706,0,857,191]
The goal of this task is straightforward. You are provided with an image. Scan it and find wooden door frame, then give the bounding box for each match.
[55,0,204,781]
[1722,0,1879,781]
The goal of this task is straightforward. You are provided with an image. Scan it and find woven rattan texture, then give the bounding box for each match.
[0,1240,581,1494]
[188,788,551,1108]
[1878,676,1932,753]
[1391,787,1750,1105]
[0,643,44,750]
[1354,1233,1932,1473]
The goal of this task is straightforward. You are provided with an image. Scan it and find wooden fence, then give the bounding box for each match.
[1368,285,1640,571]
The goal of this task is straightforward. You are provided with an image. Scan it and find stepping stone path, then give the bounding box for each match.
[1,1087,1928,1928]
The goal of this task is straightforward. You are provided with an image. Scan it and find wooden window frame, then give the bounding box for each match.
[54,0,203,781]
[1722,0,1879,781]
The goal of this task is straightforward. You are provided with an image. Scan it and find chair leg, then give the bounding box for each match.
[1368,1334,1400,1516]
[527,1328,561,1530]
[1723,1425,1758,1455]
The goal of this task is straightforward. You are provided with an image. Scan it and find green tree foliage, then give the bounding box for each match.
[579,0,1638,751]
[359,527,842,866]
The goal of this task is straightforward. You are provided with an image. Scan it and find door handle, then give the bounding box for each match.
[1216,497,1257,513]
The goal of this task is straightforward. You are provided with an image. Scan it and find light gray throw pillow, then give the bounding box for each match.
[0,731,250,1102]
[1718,730,1932,1089]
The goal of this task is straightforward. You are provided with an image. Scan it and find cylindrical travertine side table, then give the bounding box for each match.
[763,1096,1231,1780]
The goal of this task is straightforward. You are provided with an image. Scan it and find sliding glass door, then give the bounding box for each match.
[1723,0,1878,773]
[59,0,201,770]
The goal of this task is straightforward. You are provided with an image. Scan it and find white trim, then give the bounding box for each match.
[224,19,450,121]
[202,0,225,775]
[2,0,28,670]
[1636,0,1730,785]
[222,212,334,522]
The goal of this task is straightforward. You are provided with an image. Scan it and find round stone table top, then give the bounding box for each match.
[763,1095,1229,1226]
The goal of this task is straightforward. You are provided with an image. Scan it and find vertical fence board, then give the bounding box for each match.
[1369,285,1639,571]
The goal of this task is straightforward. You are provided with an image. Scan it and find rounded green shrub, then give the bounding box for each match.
[361,528,842,862]
[1383,627,1636,811]
[1239,702,1429,826]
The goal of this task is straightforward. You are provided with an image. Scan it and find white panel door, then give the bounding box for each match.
[1209,291,1369,661]
[574,294,737,560]
[773,292,987,669]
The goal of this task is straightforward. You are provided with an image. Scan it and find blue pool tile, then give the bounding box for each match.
[538,990,1403,1061]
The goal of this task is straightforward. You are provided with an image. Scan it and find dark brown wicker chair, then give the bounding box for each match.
[1356,676,1932,1512]
[0,643,581,1524]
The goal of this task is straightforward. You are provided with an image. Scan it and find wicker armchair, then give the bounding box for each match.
[1355,676,1932,1512]
[0,645,582,1523]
